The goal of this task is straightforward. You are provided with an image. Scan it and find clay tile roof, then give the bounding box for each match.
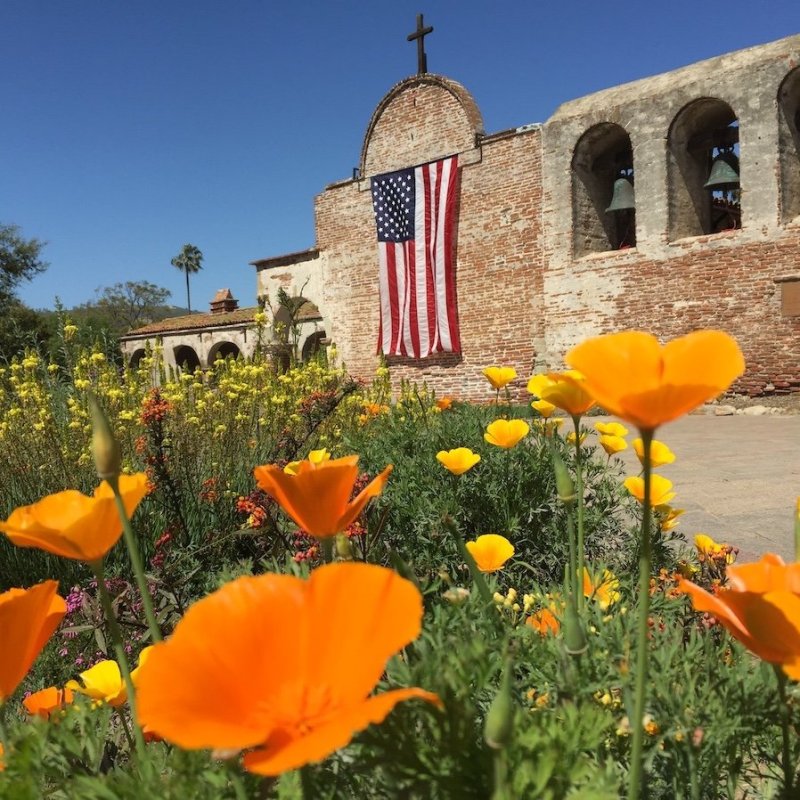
[211,288,234,302]
[120,307,259,339]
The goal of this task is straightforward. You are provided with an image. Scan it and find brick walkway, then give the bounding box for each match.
[599,415,800,562]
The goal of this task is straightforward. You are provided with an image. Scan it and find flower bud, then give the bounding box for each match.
[484,658,515,750]
[562,599,588,656]
[88,394,121,481]
[551,450,576,505]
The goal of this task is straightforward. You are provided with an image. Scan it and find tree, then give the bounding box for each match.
[0,223,48,310]
[83,281,172,335]
[170,244,203,312]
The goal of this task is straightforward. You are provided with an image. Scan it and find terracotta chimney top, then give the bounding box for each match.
[209,288,238,315]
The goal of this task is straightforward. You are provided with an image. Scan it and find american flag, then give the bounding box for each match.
[371,155,461,358]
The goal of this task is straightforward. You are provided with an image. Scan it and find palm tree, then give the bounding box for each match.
[171,244,203,312]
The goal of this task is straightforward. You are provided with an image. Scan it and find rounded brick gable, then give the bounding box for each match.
[360,74,484,177]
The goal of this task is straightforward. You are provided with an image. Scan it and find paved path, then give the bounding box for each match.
[598,415,800,562]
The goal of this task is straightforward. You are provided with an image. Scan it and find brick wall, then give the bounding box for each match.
[253,34,800,402]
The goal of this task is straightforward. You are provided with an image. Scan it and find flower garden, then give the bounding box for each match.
[0,327,798,799]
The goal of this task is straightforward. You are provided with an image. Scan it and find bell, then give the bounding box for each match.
[704,150,740,191]
[605,176,635,213]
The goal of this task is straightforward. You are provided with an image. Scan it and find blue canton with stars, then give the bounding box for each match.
[371,168,415,243]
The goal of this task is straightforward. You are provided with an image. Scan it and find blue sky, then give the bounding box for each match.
[2,1,797,312]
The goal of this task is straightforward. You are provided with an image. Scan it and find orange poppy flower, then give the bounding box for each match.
[567,330,745,431]
[527,608,560,636]
[483,366,517,390]
[0,581,66,702]
[23,686,74,719]
[254,456,391,539]
[540,371,595,416]
[599,434,627,456]
[0,473,149,562]
[624,474,676,507]
[436,447,481,475]
[465,534,515,573]
[436,397,454,411]
[135,562,441,776]
[679,554,800,677]
[633,438,675,468]
[484,419,530,449]
[66,660,127,707]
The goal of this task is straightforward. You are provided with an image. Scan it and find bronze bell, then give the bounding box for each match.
[605,176,636,213]
[704,149,740,191]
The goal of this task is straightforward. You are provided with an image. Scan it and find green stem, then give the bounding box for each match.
[116,707,135,751]
[572,415,585,611]
[320,537,334,563]
[628,428,654,800]
[504,451,511,534]
[91,560,147,756]
[491,749,510,800]
[775,666,796,795]
[0,701,8,747]
[108,476,162,643]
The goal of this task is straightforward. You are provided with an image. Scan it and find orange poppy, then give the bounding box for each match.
[436,448,481,475]
[436,397,454,411]
[254,456,391,538]
[66,660,127,707]
[599,434,627,456]
[540,371,595,416]
[483,366,517,390]
[624,475,676,507]
[679,554,800,677]
[0,473,149,562]
[465,534,515,573]
[135,562,441,776]
[483,419,530,449]
[567,330,745,431]
[0,581,66,702]
[527,608,560,636]
[23,686,74,719]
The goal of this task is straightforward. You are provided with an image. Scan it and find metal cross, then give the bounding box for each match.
[407,13,433,75]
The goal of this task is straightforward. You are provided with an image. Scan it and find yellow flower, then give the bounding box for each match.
[599,435,627,456]
[284,448,332,475]
[633,438,675,468]
[465,534,514,573]
[694,533,735,563]
[566,431,587,446]
[66,660,127,707]
[436,448,481,475]
[484,419,530,449]
[527,375,556,417]
[482,367,517,390]
[657,505,684,532]
[594,421,629,437]
[583,568,621,610]
[540,370,595,416]
[624,475,675,506]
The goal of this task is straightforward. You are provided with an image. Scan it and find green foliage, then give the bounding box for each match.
[345,401,635,585]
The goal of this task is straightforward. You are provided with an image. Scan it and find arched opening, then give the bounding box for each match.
[301,330,327,362]
[129,348,146,369]
[668,98,740,240]
[571,123,636,257]
[778,67,800,223]
[207,341,241,366]
[174,345,201,372]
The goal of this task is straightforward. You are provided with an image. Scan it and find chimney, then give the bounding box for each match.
[209,288,239,315]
